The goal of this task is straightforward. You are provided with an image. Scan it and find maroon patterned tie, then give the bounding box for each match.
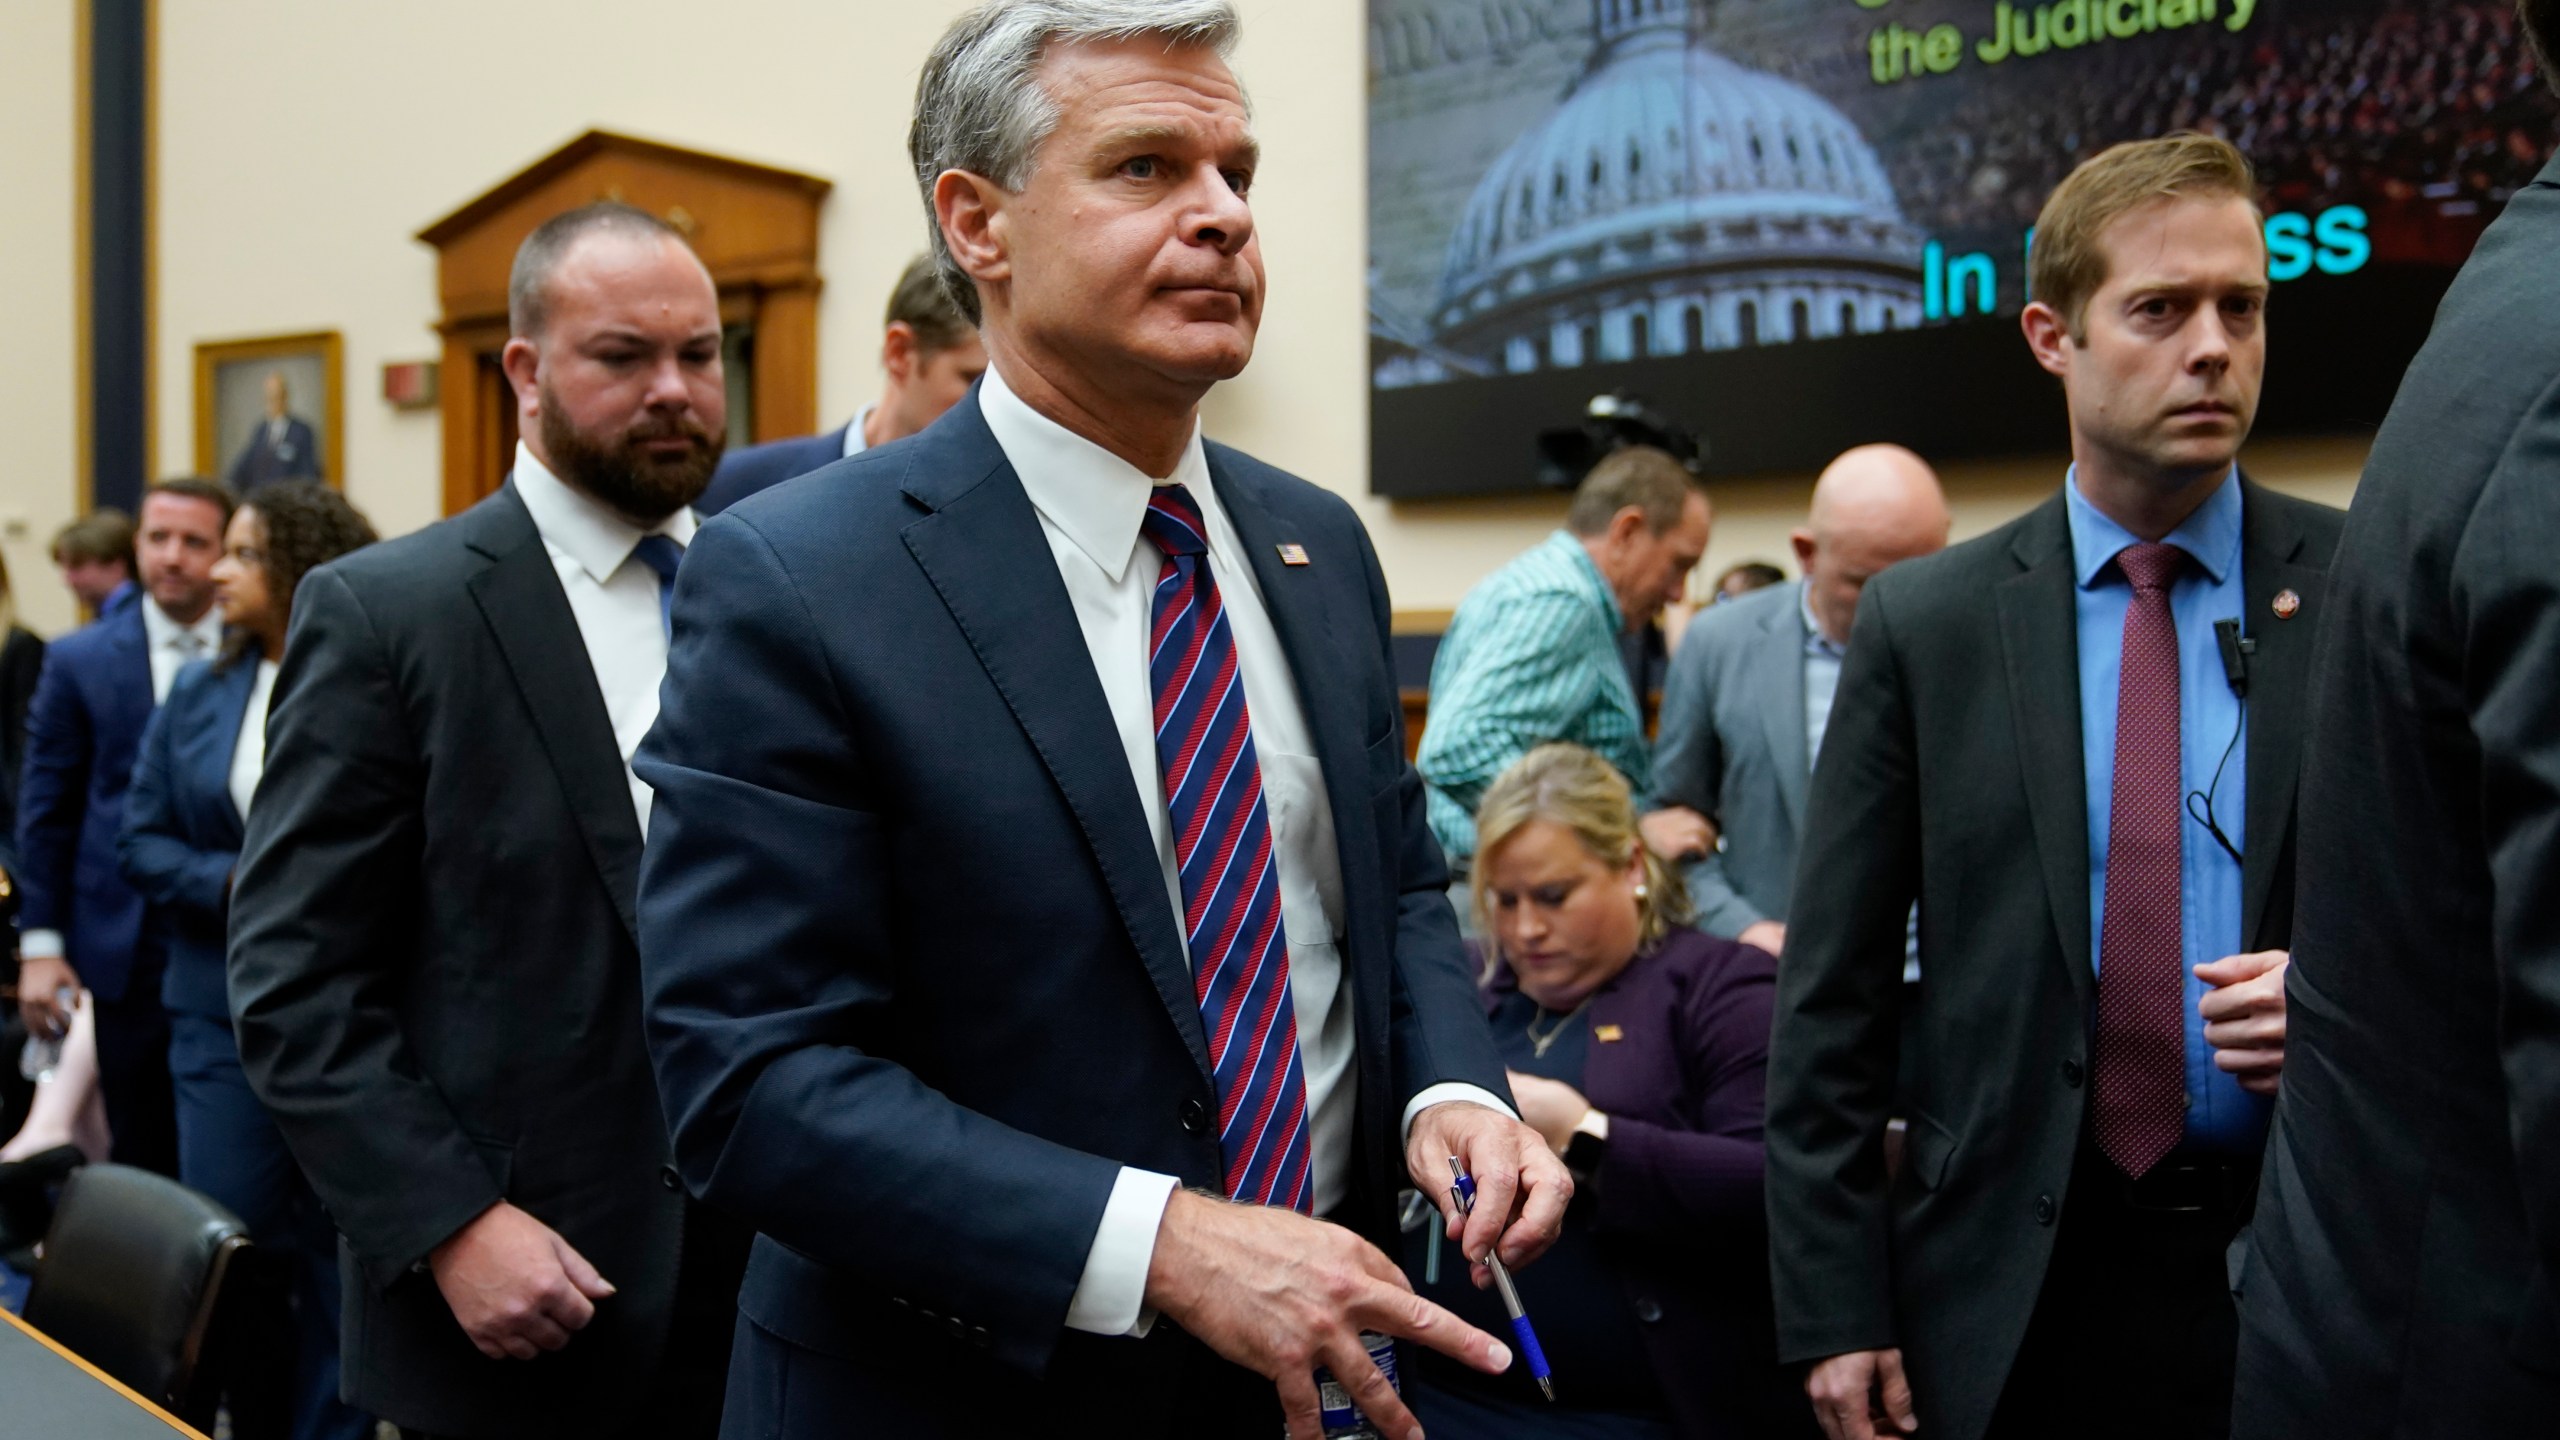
[2093,541,2188,1178]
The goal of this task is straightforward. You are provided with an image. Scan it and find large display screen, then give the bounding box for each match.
[1367,0,2557,496]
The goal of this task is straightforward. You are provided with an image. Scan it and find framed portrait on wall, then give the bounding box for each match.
[194,330,344,493]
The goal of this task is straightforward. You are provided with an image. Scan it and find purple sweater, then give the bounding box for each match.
[1487,925,1812,1438]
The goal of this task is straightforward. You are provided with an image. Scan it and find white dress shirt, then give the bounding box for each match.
[228,658,282,821]
[839,406,876,460]
[509,443,697,833]
[19,598,223,964]
[976,366,1507,1337]
[141,596,226,704]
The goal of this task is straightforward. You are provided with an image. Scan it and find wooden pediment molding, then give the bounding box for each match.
[418,129,834,514]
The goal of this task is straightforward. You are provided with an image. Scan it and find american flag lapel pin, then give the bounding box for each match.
[1276,543,1310,567]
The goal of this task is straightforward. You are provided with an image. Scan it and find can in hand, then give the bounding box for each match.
[1306,1331,1399,1439]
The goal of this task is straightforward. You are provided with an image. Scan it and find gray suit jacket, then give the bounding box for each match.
[1653,581,1810,937]
[2234,155,2560,1437]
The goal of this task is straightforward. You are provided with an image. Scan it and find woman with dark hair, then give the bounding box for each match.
[120,480,376,1440]
[0,548,46,896]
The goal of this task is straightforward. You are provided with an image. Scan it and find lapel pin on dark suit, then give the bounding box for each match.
[1275,544,1310,567]
[1593,1024,1624,1043]
[2272,589,2302,620]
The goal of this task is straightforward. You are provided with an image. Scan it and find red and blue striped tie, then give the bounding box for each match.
[1141,484,1315,1214]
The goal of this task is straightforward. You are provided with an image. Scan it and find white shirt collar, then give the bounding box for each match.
[841,406,876,460]
[978,363,1211,587]
[139,594,224,653]
[511,441,699,585]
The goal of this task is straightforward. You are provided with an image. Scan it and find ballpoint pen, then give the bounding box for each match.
[1448,1156,1554,1402]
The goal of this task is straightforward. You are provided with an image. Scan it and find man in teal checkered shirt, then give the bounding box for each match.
[1419,446,1717,872]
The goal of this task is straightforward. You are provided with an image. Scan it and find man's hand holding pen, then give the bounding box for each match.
[1142,1101,1568,1440]
[1406,1099,1572,1291]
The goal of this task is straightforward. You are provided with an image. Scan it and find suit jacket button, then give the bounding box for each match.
[1180,1099,1211,1136]
[2033,1194,2057,1226]
[1632,1297,1663,1324]
[2061,1060,2085,1088]
[659,1164,684,1192]
[971,1325,992,1349]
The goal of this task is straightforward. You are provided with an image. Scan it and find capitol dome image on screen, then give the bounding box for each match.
[1376,0,1926,389]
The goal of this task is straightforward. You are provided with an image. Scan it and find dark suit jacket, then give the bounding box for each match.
[1654,580,1813,937]
[228,486,690,1437]
[1483,927,1812,1439]
[0,625,46,891]
[635,392,1508,1436]
[15,603,158,1001]
[1766,479,2343,1440]
[2233,157,2560,1437]
[116,655,256,1021]
[226,416,321,492]
[693,423,851,516]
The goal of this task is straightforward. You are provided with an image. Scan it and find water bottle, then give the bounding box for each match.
[1305,1332,1399,1439]
[17,1031,60,1084]
[16,988,75,1082]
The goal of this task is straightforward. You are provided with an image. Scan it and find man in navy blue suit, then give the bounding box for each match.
[16,477,233,1176]
[227,372,323,492]
[48,510,136,619]
[695,253,985,516]
[637,5,1569,1437]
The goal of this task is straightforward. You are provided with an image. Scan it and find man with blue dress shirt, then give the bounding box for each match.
[1767,134,2344,1440]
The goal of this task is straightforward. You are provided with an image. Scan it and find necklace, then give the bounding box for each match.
[1524,996,1594,1060]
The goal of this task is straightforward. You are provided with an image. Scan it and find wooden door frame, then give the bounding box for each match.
[418,130,831,515]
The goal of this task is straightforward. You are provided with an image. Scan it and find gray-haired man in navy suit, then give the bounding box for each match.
[636,4,1570,1438]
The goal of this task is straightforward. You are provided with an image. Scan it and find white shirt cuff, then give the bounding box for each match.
[18,930,64,961]
[1063,1167,1180,1338]
[1401,1082,1519,1139]
[1063,1087,1514,1340]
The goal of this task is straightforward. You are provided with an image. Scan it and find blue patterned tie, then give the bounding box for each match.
[1141,485,1314,1213]
[631,534,685,640]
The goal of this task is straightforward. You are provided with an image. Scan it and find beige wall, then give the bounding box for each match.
[142,0,2363,622]
[1,0,83,639]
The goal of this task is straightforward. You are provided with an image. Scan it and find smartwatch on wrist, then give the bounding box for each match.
[1563,1108,1609,1181]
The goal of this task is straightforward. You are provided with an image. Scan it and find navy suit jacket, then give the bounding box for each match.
[117,655,257,1021]
[694,424,852,516]
[636,392,1506,1426]
[15,602,159,1001]
[0,626,46,890]
[227,416,322,492]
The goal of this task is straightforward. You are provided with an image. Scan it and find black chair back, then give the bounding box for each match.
[23,1163,249,1424]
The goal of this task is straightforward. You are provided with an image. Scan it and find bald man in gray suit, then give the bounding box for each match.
[1653,446,1949,957]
